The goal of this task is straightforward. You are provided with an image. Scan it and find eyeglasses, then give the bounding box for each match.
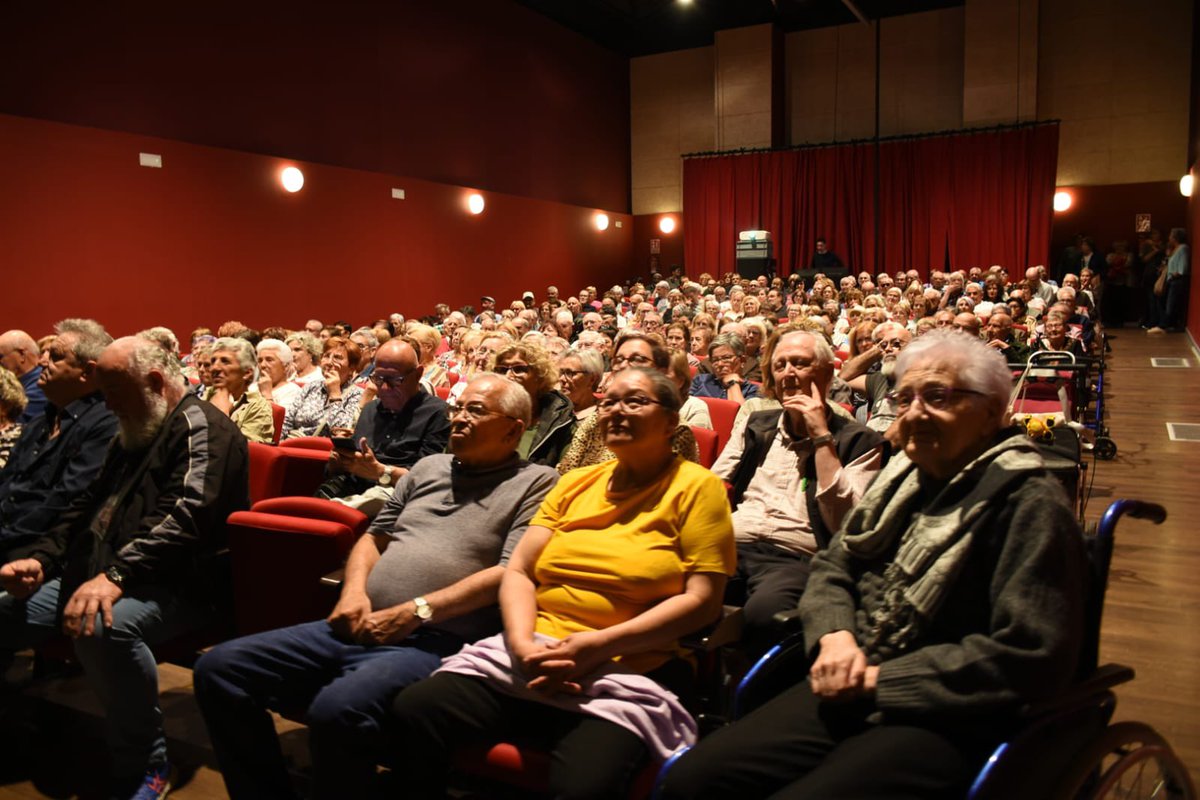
[886,385,986,412]
[710,353,740,364]
[558,368,585,379]
[611,354,654,368]
[597,395,663,414]
[370,372,415,388]
[448,403,520,422]
[873,338,906,352]
[496,364,532,377]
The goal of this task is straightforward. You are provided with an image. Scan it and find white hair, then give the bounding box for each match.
[894,330,1011,414]
[256,338,293,364]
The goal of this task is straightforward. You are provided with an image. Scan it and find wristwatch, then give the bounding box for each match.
[378,467,394,487]
[810,433,834,448]
[105,565,128,587]
[412,596,433,624]
[724,378,739,389]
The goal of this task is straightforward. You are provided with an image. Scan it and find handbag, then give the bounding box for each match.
[1153,266,1167,297]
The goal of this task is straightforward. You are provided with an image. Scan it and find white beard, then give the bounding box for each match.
[880,359,896,378]
[118,391,170,450]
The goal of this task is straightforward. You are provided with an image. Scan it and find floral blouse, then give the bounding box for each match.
[280,379,364,439]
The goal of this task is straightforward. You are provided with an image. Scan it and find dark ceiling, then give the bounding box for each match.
[515,0,965,57]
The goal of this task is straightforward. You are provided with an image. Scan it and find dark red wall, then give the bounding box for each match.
[0,0,631,213]
[0,115,633,341]
[632,214,686,277]
[1050,182,1188,259]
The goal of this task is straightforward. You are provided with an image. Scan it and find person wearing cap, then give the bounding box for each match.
[474,297,496,325]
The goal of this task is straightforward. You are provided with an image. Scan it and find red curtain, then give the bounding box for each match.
[682,123,1059,279]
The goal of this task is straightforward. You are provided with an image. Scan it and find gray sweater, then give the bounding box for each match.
[365,453,558,641]
[800,431,1086,723]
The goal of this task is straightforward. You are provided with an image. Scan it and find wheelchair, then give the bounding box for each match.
[652,499,1195,799]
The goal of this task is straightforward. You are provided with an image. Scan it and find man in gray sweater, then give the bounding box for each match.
[193,374,559,800]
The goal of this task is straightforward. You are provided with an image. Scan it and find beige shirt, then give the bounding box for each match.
[716,412,882,556]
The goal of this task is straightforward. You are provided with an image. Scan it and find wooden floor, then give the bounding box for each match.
[0,327,1198,799]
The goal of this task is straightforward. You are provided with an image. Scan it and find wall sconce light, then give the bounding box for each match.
[467,193,485,215]
[1180,173,1194,198]
[1052,190,1072,213]
[659,216,676,234]
[594,213,610,231]
[281,166,305,193]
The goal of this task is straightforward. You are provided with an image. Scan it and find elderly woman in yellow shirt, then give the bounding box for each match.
[389,367,735,799]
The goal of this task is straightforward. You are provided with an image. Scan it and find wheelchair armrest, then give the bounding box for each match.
[1018,662,1135,719]
[770,607,805,634]
[321,567,346,588]
[681,606,745,652]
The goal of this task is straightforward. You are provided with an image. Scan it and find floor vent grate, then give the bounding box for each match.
[1151,357,1190,368]
[1166,423,1200,442]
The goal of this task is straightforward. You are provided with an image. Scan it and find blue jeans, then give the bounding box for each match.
[0,578,209,778]
[192,619,464,800]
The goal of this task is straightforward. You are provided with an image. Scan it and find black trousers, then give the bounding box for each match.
[389,671,653,800]
[659,681,988,800]
[725,541,813,657]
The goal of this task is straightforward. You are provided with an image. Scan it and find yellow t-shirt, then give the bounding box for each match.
[529,456,736,674]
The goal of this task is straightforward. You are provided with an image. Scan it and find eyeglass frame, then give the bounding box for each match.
[885,385,987,412]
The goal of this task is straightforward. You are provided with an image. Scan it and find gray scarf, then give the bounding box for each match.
[839,432,1045,658]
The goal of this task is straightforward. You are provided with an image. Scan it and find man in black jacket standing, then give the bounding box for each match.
[0,335,250,800]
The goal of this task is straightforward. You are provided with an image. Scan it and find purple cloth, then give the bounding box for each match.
[435,633,697,761]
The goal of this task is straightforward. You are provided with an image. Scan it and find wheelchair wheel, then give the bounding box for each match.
[1056,722,1196,799]
[1094,436,1117,461]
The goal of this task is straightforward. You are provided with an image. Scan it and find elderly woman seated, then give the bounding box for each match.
[204,337,275,443]
[667,351,711,429]
[0,368,28,469]
[559,332,699,473]
[556,348,603,421]
[280,336,365,439]
[689,333,761,404]
[490,341,576,467]
[390,367,736,799]
[407,323,450,392]
[660,329,1086,799]
[285,332,324,387]
[255,338,301,410]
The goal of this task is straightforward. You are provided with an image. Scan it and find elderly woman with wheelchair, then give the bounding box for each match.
[660,329,1089,799]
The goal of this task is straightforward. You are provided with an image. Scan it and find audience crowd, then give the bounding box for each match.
[0,240,1188,799]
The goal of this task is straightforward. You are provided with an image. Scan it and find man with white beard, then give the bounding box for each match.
[837,321,913,443]
[0,335,249,800]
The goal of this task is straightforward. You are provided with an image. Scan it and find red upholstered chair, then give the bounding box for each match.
[226,497,370,636]
[698,396,740,454]
[453,744,661,799]
[270,403,286,444]
[691,426,720,470]
[435,385,451,400]
[279,436,334,452]
[248,442,290,504]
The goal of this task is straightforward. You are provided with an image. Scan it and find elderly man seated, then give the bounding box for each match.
[204,337,275,443]
[712,327,885,654]
[0,336,249,799]
[0,330,47,423]
[836,321,912,438]
[193,374,559,800]
[984,311,1031,364]
[0,319,117,561]
[316,338,451,516]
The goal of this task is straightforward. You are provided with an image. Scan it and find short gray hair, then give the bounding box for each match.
[351,327,380,349]
[212,336,257,374]
[559,348,604,379]
[55,318,113,364]
[285,332,322,361]
[132,336,184,382]
[136,326,180,357]
[470,373,533,427]
[709,332,746,359]
[894,329,1011,412]
[256,338,293,364]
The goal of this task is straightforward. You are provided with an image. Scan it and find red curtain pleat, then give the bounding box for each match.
[681,124,1059,280]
